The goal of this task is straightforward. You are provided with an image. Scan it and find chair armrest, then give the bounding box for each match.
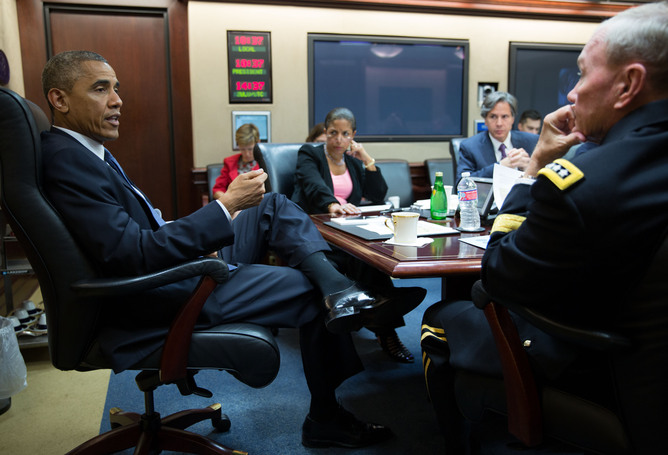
[472,280,631,352]
[70,257,229,297]
[160,274,219,384]
[472,280,543,446]
[72,257,230,386]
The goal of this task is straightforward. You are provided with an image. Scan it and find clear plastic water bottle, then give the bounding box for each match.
[430,171,448,220]
[457,172,480,231]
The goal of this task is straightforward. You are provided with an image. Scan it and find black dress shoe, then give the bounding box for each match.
[323,284,388,333]
[363,286,427,327]
[377,330,414,363]
[302,405,394,448]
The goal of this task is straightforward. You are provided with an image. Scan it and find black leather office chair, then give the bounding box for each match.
[375,159,413,208]
[206,163,224,202]
[424,158,454,188]
[451,252,668,455]
[253,142,303,198]
[0,87,280,454]
[449,137,464,184]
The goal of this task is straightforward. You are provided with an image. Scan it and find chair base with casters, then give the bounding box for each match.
[67,274,280,455]
[60,271,280,455]
[69,370,239,455]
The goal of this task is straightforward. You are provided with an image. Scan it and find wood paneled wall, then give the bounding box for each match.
[207,0,634,22]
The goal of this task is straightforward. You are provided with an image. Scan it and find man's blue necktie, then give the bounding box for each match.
[104,149,166,227]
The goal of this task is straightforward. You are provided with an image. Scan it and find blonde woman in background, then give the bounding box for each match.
[212,123,261,198]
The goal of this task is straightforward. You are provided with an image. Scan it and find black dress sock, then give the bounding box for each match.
[308,393,340,422]
[299,251,354,297]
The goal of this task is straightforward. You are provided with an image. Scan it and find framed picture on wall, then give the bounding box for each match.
[474,119,487,134]
[508,43,583,126]
[231,111,271,149]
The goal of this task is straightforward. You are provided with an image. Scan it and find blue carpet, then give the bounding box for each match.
[100,278,583,455]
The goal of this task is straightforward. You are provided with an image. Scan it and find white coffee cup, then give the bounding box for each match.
[388,196,400,209]
[448,194,459,211]
[385,212,419,244]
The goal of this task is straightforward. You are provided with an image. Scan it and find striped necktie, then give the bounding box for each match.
[104,149,166,227]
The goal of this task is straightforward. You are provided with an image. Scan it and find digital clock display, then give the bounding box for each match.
[228,31,272,103]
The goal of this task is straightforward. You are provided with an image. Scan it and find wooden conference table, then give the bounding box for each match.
[310,213,491,301]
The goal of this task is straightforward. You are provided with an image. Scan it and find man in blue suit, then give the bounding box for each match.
[40,50,400,448]
[457,91,538,180]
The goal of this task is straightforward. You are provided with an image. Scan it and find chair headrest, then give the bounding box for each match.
[253,143,302,198]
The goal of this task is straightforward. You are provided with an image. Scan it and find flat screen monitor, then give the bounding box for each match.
[471,177,495,218]
[308,34,469,142]
[509,43,583,126]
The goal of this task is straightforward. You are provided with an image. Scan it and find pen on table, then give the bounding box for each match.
[344,215,379,220]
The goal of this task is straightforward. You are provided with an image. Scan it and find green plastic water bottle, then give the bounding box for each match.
[430,171,448,220]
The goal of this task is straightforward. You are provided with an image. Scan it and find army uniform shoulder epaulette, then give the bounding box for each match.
[537,159,584,191]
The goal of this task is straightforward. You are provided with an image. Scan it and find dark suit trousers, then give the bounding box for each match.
[118,193,363,397]
[219,193,364,398]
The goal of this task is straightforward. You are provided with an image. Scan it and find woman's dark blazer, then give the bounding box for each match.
[291,143,388,214]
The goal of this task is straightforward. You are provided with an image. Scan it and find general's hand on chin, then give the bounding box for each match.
[543,105,587,147]
[532,106,586,166]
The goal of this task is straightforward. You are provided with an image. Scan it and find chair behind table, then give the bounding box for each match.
[205,163,224,201]
[253,142,303,198]
[449,137,464,184]
[375,159,413,208]
[424,158,454,188]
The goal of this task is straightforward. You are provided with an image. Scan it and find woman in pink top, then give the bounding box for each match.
[293,108,426,363]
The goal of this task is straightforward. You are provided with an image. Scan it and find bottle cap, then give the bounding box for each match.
[461,172,470,177]
[435,171,443,177]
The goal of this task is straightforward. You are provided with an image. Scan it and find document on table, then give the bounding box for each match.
[358,203,392,213]
[326,216,458,240]
[492,164,523,210]
[458,235,491,249]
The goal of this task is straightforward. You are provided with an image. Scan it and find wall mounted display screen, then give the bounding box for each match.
[228,31,272,103]
[308,34,468,141]
[509,43,583,125]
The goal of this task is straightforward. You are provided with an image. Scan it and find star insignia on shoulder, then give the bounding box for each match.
[538,159,584,190]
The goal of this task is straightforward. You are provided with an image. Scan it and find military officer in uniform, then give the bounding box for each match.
[421,2,668,453]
